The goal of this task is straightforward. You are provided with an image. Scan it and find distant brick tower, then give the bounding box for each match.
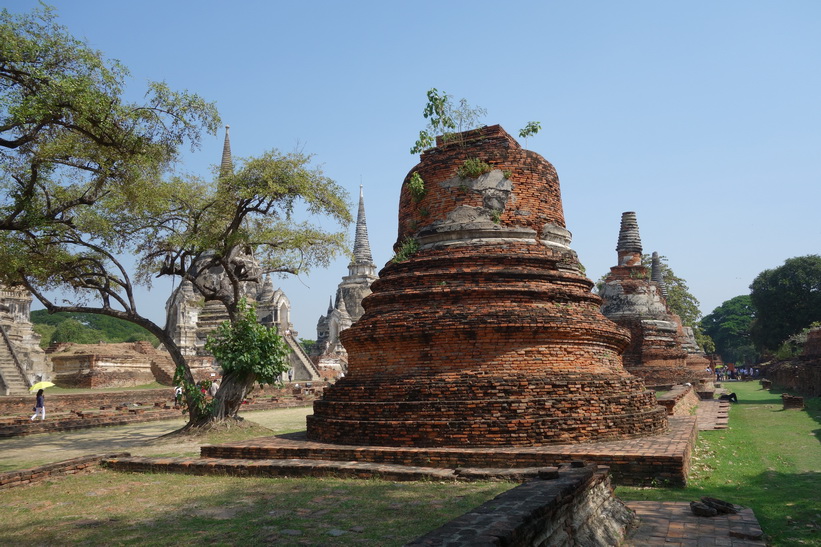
[599,213,691,386]
[307,125,668,447]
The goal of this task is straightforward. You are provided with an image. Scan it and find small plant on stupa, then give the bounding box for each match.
[392,237,419,263]
[408,171,426,202]
[457,157,492,178]
[410,88,487,153]
[518,121,541,147]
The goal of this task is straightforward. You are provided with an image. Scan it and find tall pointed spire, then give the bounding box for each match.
[220,125,233,178]
[351,185,373,265]
[651,251,669,298]
[616,211,643,267]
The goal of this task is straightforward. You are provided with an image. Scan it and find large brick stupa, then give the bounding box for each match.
[307,125,668,447]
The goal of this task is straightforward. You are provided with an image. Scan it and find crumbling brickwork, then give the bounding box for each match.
[307,125,667,447]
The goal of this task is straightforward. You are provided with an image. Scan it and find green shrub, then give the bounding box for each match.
[392,237,419,263]
[457,158,492,178]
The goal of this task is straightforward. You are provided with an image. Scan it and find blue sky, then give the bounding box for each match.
[6,1,821,337]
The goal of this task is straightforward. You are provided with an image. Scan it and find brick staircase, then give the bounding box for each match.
[0,333,29,396]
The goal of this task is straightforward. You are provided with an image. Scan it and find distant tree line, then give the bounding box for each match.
[701,255,821,364]
[31,310,159,348]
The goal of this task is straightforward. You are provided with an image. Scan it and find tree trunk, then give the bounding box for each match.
[152,330,210,426]
[193,370,256,427]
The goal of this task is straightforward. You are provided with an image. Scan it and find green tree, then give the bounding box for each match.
[518,121,541,147]
[749,255,821,351]
[51,318,98,344]
[410,88,487,154]
[203,298,290,424]
[152,149,350,423]
[0,6,350,428]
[700,295,757,365]
[0,5,217,421]
[31,310,159,347]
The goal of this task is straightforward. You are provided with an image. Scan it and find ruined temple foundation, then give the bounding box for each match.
[307,125,668,447]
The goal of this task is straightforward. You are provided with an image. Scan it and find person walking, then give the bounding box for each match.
[31,389,45,421]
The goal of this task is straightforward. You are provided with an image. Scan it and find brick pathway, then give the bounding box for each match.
[625,501,765,546]
[695,399,731,430]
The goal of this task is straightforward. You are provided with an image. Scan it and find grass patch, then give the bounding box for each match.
[618,381,821,546]
[0,472,511,545]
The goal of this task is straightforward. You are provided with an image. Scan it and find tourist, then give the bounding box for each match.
[30,389,45,421]
[287,368,293,382]
[718,392,738,403]
[209,380,220,397]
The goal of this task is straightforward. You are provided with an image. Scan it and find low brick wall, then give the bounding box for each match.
[0,388,177,415]
[655,384,701,416]
[0,453,128,490]
[0,384,320,438]
[407,464,634,546]
[0,384,323,416]
[764,360,821,397]
[0,409,182,438]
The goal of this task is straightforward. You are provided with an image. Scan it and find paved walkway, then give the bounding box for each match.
[625,501,765,546]
[695,399,731,430]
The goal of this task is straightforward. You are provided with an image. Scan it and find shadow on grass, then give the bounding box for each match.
[0,472,510,546]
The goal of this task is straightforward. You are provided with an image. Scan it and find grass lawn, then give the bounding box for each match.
[618,381,821,547]
[0,472,510,546]
[2,382,818,545]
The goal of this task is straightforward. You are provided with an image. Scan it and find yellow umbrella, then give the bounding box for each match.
[29,381,55,392]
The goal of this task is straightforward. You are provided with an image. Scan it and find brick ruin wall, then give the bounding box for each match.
[655,384,701,416]
[407,464,634,547]
[764,360,821,397]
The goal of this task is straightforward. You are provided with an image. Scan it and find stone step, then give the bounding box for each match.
[101,455,551,482]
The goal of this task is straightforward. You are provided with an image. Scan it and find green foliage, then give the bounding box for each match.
[205,298,290,386]
[772,322,821,360]
[172,364,212,417]
[410,88,486,154]
[30,310,159,347]
[700,295,757,364]
[0,5,219,239]
[749,254,821,351]
[457,158,492,179]
[408,172,426,202]
[145,149,352,298]
[518,121,541,146]
[0,5,216,361]
[298,338,315,354]
[392,237,419,263]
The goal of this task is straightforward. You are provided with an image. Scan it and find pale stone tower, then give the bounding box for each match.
[0,286,50,394]
[312,186,377,374]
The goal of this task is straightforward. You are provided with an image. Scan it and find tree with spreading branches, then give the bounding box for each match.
[0,6,351,427]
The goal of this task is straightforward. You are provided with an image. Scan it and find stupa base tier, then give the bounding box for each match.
[307,409,668,448]
[624,365,713,386]
[307,374,669,447]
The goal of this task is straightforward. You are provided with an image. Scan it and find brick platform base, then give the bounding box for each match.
[105,416,697,487]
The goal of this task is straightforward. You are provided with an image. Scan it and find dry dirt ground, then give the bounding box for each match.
[0,406,313,470]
